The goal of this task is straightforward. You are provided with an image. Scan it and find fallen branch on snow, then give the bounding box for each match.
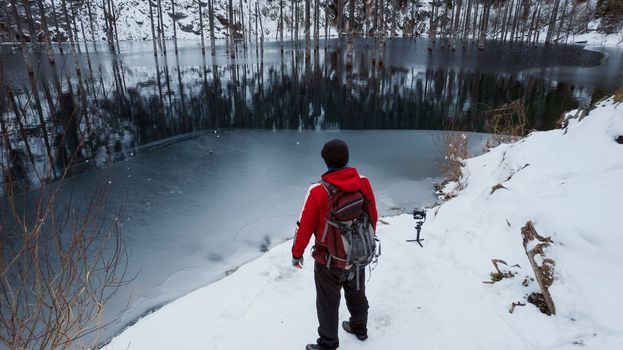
[521,221,556,315]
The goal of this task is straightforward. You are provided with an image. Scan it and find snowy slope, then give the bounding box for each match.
[106,98,623,349]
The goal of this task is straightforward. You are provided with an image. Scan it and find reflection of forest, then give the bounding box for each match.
[1,47,588,190]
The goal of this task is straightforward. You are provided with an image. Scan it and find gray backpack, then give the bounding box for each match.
[320,180,380,288]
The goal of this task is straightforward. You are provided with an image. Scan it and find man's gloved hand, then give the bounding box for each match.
[292,256,304,269]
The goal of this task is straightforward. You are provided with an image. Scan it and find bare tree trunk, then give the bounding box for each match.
[509,0,518,42]
[478,0,490,50]
[324,0,329,49]
[428,0,437,50]
[255,0,260,54]
[229,0,235,58]
[305,0,311,65]
[364,0,370,36]
[35,0,56,64]
[86,0,97,50]
[80,16,99,103]
[378,0,385,66]
[50,0,64,53]
[452,0,464,48]
[314,0,319,50]
[346,0,355,68]
[545,0,561,44]
[462,0,472,42]
[337,0,343,38]
[148,0,158,56]
[391,0,398,37]
[239,0,247,51]
[172,0,179,54]
[248,0,253,47]
[556,0,569,43]
[279,0,284,51]
[110,0,121,51]
[511,0,522,42]
[198,0,205,54]
[527,0,539,46]
[258,0,264,57]
[534,3,542,46]
[71,5,82,53]
[209,0,216,57]
[471,2,479,40]
[157,0,167,54]
[295,0,299,44]
[102,0,112,50]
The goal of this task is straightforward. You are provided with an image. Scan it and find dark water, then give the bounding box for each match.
[1,38,623,189]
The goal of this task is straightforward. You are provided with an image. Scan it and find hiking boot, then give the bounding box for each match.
[305,344,319,350]
[342,321,368,341]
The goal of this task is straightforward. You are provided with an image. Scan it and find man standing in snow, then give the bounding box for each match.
[292,139,378,350]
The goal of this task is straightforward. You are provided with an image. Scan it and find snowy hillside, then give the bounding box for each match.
[105,97,623,349]
[1,0,622,46]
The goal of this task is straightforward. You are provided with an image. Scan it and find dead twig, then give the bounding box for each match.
[509,301,526,314]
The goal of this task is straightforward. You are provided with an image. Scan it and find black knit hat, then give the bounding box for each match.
[321,139,349,169]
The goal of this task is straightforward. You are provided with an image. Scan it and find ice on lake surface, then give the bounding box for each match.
[56,129,483,341]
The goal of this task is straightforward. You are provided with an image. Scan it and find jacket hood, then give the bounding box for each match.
[321,167,362,192]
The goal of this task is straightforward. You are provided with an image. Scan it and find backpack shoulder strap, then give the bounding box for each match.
[319,180,339,197]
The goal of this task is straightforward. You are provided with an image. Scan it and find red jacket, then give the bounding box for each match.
[292,167,378,265]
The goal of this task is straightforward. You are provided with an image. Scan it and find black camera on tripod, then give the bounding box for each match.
[407,208,427,247]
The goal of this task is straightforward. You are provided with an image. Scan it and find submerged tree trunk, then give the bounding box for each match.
[61,0,89,130]
[10,0,55,171]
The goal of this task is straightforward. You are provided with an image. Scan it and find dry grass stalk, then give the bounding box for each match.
[483,100,528,149]
[483,258,520,284]
[520,221,556,315]
[614,86,623,103]
[432,122,470,184]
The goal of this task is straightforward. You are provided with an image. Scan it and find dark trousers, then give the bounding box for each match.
[314,262,369,350]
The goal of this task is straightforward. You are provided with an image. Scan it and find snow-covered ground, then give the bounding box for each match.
[106,96,623,349]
